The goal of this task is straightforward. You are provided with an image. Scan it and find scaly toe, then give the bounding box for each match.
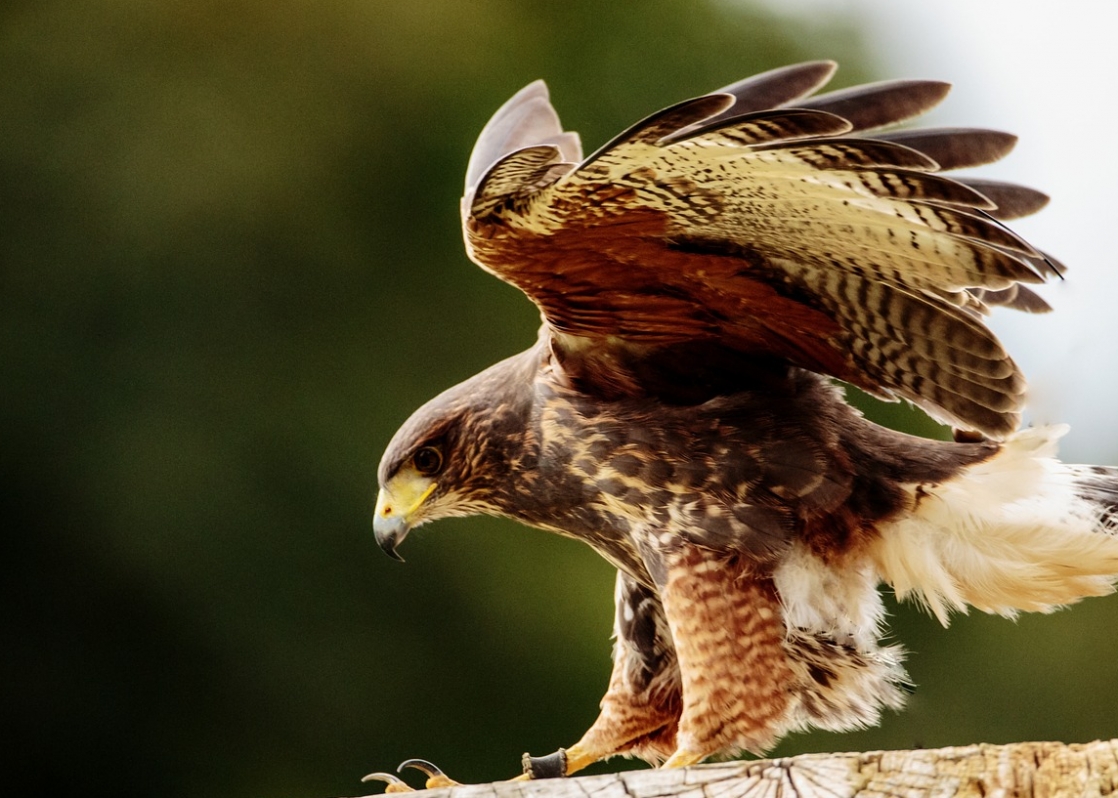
[660,749,706,769]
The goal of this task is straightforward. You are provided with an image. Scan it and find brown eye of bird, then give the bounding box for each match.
[412,446,444,476]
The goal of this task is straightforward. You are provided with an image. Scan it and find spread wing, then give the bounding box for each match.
[460,62,1057,438]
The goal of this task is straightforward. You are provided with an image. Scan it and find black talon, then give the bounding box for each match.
[395,758,459,789]
[397,758,445,779]
[522,749,568,780]
[362,772,408,787]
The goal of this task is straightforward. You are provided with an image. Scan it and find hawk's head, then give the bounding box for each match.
[373,350,537,559]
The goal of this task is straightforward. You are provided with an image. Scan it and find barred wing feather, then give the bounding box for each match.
[460,63,1058,438]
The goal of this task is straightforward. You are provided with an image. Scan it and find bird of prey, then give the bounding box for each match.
[369,61,1118,786]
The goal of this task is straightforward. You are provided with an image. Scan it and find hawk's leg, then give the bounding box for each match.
[369,571,682,791]
[524,571,682,777]
[658,546,794,768]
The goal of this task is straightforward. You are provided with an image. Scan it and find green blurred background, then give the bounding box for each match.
[3,2,1114,796]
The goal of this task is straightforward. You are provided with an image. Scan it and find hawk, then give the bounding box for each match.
[368,62,1118,786]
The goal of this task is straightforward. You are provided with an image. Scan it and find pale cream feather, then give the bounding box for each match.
[872,425,1118,624]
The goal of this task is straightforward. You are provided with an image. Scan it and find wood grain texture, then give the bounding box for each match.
[352,739,1118,798]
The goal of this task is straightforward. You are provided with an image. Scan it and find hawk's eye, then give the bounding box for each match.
[412,446,444,476]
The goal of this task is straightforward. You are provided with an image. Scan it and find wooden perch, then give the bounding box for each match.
[352,739,1118,798]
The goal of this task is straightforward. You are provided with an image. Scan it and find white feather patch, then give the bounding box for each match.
[872,425,1118,624]
[774,543,885,651]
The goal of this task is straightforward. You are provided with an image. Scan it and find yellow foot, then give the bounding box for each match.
[660,749,706,769]
[362,759,461,792]
[362,744,605,793]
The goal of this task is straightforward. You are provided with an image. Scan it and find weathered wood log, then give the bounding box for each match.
[352,739,1118,798]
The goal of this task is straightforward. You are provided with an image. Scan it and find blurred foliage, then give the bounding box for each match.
[2,2,1114,797]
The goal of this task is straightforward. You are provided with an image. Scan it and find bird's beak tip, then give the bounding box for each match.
[373,514,410,562]
[384,547,406,563]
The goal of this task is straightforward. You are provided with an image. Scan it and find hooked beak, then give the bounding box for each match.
[372,506,408,561]
[373,476,436,561]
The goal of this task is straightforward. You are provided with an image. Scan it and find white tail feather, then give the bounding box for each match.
[872,425,1118,625]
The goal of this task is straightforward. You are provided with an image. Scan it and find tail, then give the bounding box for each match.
[872,425,1118,624]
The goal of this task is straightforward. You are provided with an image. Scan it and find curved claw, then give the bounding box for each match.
[361,772,415,794]
[397,759,460,789]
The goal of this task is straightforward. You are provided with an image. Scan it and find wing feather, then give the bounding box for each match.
[668,60,839,140]
[752,138,940,170]
[470,145,572,218]
[461,64,1060,438]
[955,178,1050,221]
[715,61,839,114]
[463,81,581,206]
[875,127,1018,170]
[971,284,1053,314]
[581,94,734,168]
[795,79,952,132]
[662,108,852,147]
